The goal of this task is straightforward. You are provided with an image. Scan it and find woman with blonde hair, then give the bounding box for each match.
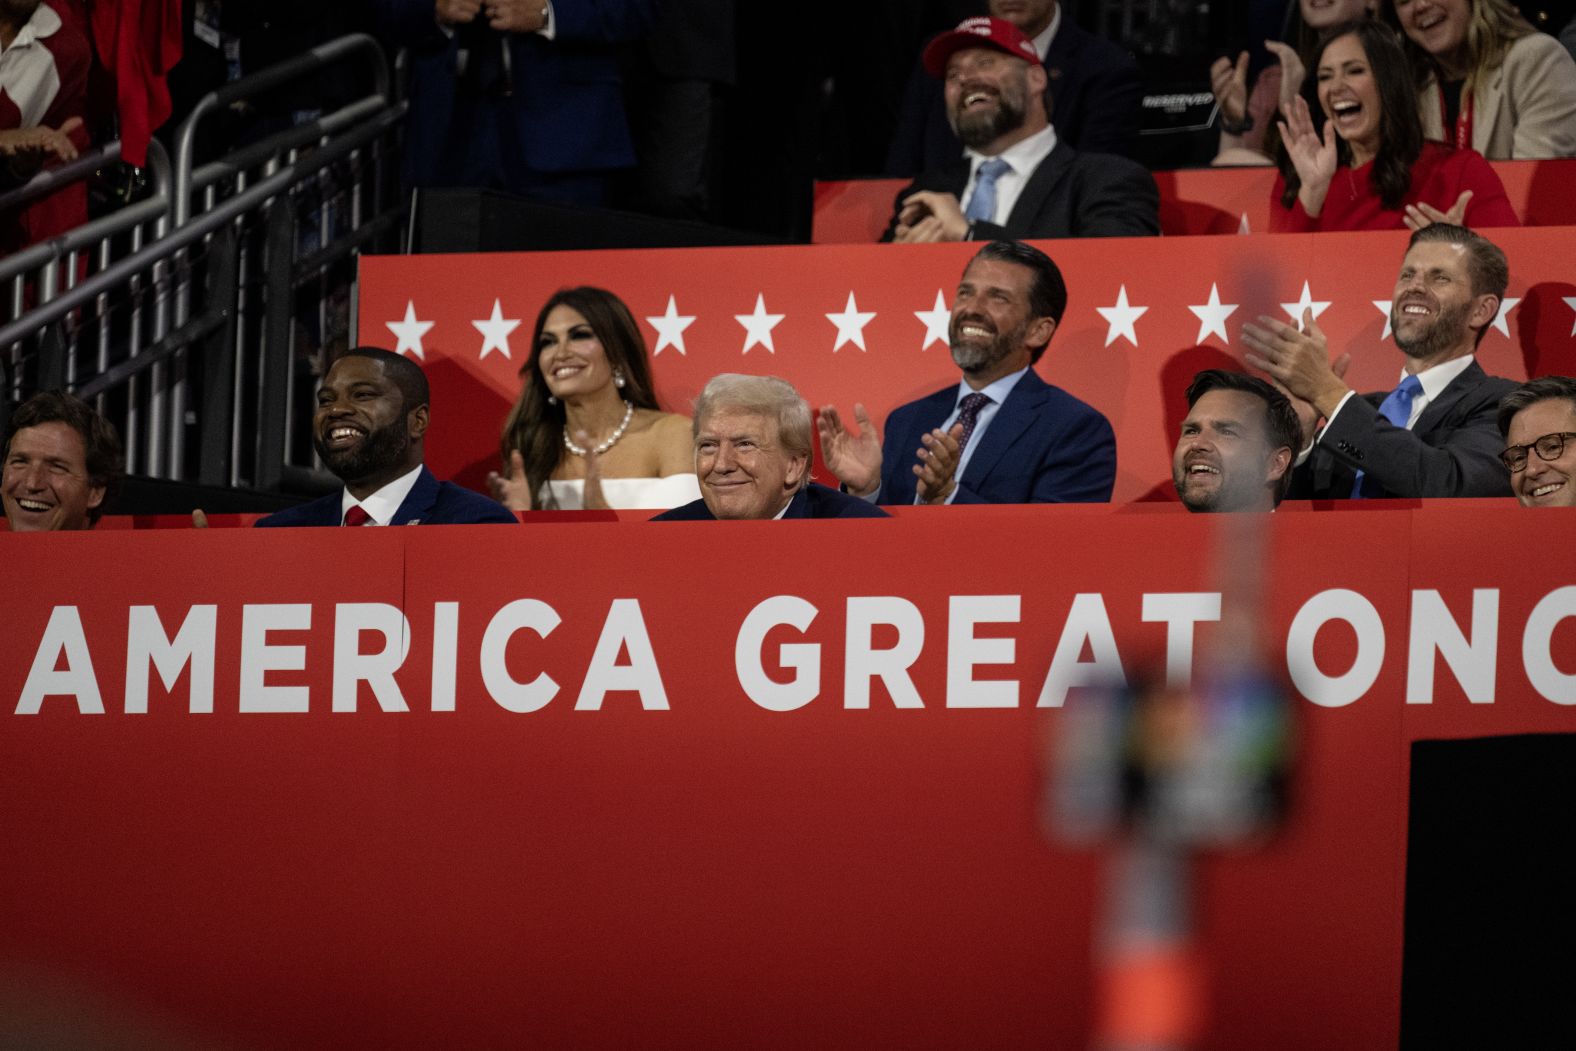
[488,287,698,510]
[1385,0,1576,158]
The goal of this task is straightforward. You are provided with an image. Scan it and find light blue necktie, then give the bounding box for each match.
[1351,374,1423,498]
[964,158,1012,224]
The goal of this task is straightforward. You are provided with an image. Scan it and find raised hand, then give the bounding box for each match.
[816,403,883,496]
[1404,190,1474,231]
[1264,40,1307,116]
[486,449,534,511]
[1241,308,1352,420]
[914,424,964,504]
[1278,94,1337,218]
[577,434,608,510]
[1210,50,1250,127]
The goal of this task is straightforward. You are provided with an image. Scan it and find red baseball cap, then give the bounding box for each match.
[922,16,1040,78]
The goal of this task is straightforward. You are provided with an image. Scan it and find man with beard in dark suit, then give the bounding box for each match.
[1242,224,1517,499]
[817,239,1115,506]
[885,0,1142,174]
[881,15,1157,244]
[257,347,516,527]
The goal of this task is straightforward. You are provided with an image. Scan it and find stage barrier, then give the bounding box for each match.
[3,506,1574,1047]
[356,228,1576,503]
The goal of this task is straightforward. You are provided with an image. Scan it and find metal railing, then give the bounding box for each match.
[0,33,406,492]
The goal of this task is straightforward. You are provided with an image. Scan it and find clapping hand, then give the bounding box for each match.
[1278,95,1337,218]
[816,404,883,496]
[1404,190,1473,231]
[487,449,534,511]
[914,425,964,504]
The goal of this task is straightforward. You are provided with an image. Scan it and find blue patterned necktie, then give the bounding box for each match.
[964,158,1012,223]
[1351,374,1423,498]
[955,392,992,453]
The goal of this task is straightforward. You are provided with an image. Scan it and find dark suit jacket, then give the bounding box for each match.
[651,483,890,520]
[877,369,1116,505]
[1289,361,1517,499]
[255,467,518,527]
[374,0,657,193]
[884,19,1143,175]
[881,142,1159,242]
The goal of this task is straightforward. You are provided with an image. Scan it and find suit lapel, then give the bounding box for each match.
[1004,143,1072,233]
[391,466,440,525]
[959,372,1045,489]
[1411,361,1482,437]
[782,488,811,519]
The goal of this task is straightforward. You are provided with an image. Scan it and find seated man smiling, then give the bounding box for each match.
[2,389,123,532]
[653,374,888,521]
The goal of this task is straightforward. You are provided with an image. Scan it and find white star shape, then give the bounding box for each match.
[385,300,434,360]
[472,299,522,361]
[735,294,785,355]
[1187,283,1239,344]
[825,291,876,353]
[1096,285,1147,348]
[1280,281,1332,331]
[1237,213,1251,235]
[1565,296,1576,337]
[1373,300,1395,340]
[914,289,951,351]
[645,295,695,357]
[1489,297,1521,338]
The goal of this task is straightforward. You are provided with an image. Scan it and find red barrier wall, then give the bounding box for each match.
[356,229,1576,503]
[2,507,1574,1047]
[811,159,1576,243]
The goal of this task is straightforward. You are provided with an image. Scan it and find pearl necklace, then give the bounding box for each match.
[563,400,634,456]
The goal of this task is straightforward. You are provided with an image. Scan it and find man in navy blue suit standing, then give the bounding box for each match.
[817,240,1116,506]
[257,348,516,528]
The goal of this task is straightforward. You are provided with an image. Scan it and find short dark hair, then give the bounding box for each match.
[3,389,125,523]
[335,346,430,410]
[1497,375,1576,437]
[968,239,1067,363]
[1406,223,1510,300]
[1184,369,1301,505]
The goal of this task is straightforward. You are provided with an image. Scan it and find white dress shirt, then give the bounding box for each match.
[339,464,423,526]
[959,123,1059,230]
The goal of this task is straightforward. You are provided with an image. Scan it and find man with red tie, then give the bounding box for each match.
[256,347,515,527]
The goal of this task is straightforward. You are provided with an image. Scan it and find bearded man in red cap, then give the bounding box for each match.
[882,15,1158,244]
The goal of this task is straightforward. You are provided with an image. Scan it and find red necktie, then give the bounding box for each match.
[343,505,373,527]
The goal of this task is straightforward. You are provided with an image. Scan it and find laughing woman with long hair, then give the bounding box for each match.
[1271,20,1520,231]
[488,287,698,511]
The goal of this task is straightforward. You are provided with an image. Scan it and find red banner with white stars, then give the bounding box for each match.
[357,230,1576,501]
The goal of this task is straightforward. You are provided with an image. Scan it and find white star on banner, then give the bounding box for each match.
[1188,283,1239,344]
[645,295,695,357]
[735,294,785,354]
[1489,297,1521,338]
[1281,281,1332,330]
[826,291,876,352]
[1565,297,1576,337]
[472,299,522,361]
[914,290,951,351]
[386,300,434,360]
[1238,214,1251,235]
[1373,300,1395,340]
[1096,285,1147,348]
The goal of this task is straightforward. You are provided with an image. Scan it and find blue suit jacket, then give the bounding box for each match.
[878,370,1116,505]
[884,18,1143,175]
[255,467,517,527]
[651,483,890,520]
[375,0,656,195]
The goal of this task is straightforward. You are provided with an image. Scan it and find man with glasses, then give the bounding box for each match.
[1497,377,1576,508]
[1243,224,1517,499]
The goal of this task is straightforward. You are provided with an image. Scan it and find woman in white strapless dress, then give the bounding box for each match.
[487,287,699,511]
